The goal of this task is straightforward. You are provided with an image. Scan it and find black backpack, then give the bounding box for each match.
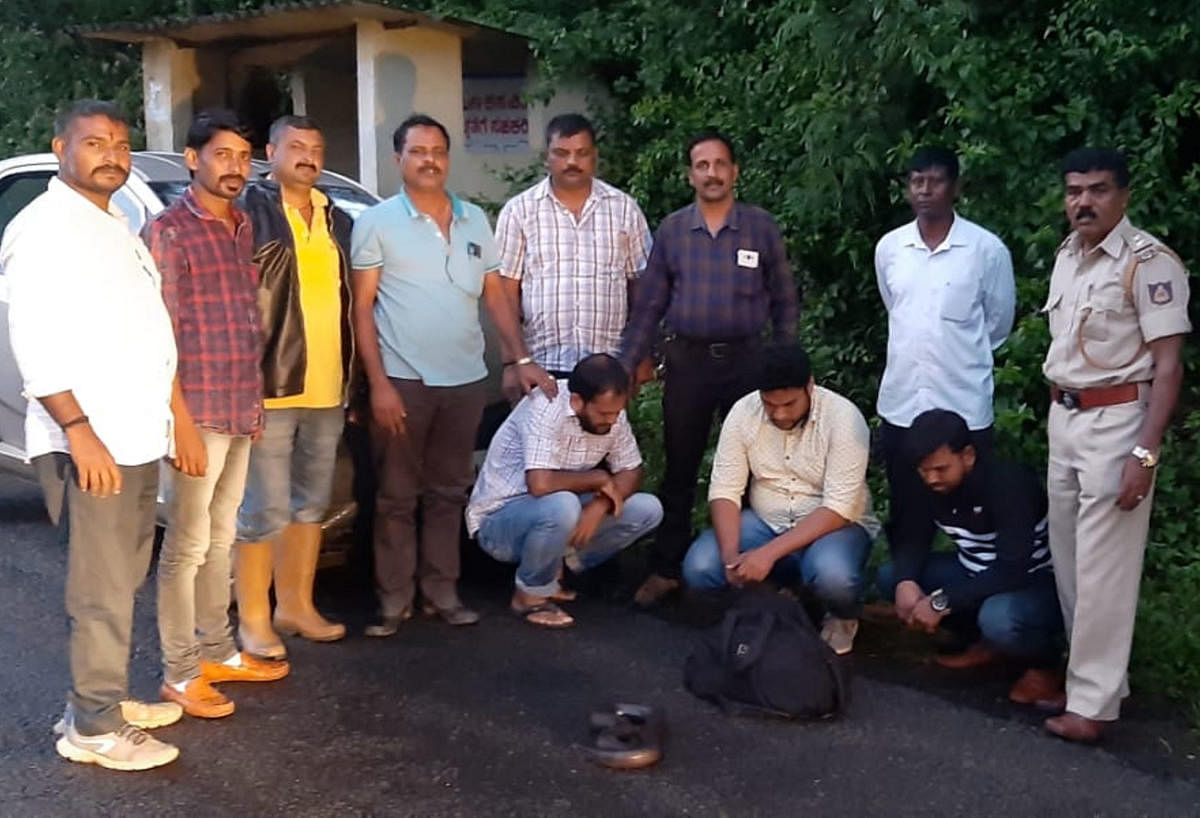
[683,588,850,719]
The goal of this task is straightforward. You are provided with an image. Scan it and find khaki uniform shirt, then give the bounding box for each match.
[1042,216,1191,389]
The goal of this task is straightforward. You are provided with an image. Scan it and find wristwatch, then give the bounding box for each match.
[929,588,950,613]
[1131,445,1159,469]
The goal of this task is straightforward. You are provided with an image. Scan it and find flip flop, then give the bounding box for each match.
[511,601,575,629]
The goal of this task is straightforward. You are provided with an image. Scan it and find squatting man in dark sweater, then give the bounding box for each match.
[876,409,1066,707]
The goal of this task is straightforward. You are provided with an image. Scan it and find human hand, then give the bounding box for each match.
[730,548,776,584]
[597,479,624,518]
[1115,457,1153,511]
[908,596,945,634]
[370,379,407,436]
[66,424,122,497]
[569,498,608,548]
[893,580,924,623]
[172,417,208,477]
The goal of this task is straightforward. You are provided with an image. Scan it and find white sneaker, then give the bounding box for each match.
[55,722,179,771]
[53,700,183,735]
[820,616,859,656]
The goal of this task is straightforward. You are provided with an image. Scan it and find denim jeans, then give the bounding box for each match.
[682,509,872,618]
[877,553,1064,666]
[477,491,664,596]
[158,432,252,684]
[237,406,345,543]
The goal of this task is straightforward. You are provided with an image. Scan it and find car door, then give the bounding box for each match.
[0,169,55,458]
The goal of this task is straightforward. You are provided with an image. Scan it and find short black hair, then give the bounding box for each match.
[757,342,812,392]
[185,108,253,152]
[567,353,629,403]
[905,409,971,463]
[54,99,128,137]
[1061,147,1129,189]
[908,146,959,181]
[685,128,736,166]
[545,113,595,146]
[393,113,450,153]
[269,114,322,145]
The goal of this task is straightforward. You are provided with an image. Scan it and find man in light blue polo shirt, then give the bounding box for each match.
[351,113,555,635]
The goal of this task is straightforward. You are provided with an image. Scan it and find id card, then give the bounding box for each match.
[737,249,759,268]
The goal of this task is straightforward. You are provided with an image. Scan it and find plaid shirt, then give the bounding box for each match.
[496,177,652,371]
[465,382,643,535]
[619,202,798,365]
[142,190,263,436]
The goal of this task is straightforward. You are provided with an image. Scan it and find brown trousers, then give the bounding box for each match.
[370,377,486,616]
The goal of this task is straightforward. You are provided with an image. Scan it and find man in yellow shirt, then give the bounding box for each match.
[236,115,355,658]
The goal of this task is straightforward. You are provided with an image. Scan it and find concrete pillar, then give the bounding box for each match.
[142,38,198,151]
[355,20,382,195]
[289,70,308,116]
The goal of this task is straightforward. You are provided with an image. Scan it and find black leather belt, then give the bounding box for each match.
[671,335,758,359]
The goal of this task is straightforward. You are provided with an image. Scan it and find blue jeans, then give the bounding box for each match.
[237,406,345,542]
[877,554,1064,665]
[682,509,872,618]
[477,491,663,596]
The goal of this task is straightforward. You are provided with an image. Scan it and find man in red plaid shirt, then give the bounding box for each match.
[142,109,288,721]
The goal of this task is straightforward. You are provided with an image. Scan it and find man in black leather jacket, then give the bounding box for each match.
[235,115,355,658]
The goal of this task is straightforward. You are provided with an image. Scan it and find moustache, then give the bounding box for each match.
[705,179,723,186]
[219,174,246,185]
[564,166,583,173]
[1075,208,1097,220]
[419,165,440,173]
[295,163,317,172]
[92,165,125,175]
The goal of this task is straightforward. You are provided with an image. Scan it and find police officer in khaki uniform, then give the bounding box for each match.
[1042,148,1190,743]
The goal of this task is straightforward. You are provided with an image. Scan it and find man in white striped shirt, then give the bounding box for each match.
[467,354,663,628]
[876,409,1065,706]
[495,114,652,382]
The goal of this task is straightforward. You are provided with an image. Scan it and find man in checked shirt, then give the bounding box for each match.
[495,114,653,385]
[143,110,289,722]
[619,129,799,607]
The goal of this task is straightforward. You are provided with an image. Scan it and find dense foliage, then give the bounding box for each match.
[2,0,1197,714]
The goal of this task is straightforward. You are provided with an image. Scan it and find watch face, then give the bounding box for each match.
[930,592,948,612]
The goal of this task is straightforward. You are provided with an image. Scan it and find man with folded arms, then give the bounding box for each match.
[467,354,663,628]
[144,109,289,721]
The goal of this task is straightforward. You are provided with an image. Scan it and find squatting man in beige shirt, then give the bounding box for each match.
[681,341,880,655]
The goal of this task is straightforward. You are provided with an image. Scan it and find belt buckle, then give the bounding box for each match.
[708,342,731,358]
[1060,390,1080,410]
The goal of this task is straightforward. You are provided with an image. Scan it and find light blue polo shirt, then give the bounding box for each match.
[351,188,501,386]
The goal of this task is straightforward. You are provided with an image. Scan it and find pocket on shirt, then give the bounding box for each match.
[448,258,486,298]
[940,278,978,322]
[1079,289,1128,343]
[733,262,765,296]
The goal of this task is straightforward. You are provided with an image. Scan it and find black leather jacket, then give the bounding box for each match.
[243,180,355,400]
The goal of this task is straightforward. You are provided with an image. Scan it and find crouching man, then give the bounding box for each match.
[466,354,663,628]
[682,342,879,655]
[877,409,1065,705]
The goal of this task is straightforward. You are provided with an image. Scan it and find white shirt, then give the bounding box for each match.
[3,177,177,465]
[708,388,880,538]
[466,381,643,535]
[875,213,1014,429]
[495,177,652,371]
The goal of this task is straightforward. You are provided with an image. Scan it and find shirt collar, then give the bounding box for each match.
[1068,215,1132,260]
[687,201,741,233]
[755,385,822,436]
[397,186,467,222]
[47,176,127,224]
[180,186,247,227]
[901,212,966,250]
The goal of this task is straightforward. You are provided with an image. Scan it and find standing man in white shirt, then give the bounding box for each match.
[494,114,652,383]
[874,147,1015,603]
[3,100,181,770]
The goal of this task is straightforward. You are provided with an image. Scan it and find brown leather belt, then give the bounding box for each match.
[1050,383,1142,411]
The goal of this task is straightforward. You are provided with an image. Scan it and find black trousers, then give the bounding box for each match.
[877,419,994,562]
[650,337,760,579]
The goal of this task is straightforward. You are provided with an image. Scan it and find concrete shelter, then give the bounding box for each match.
[81,0,587,201]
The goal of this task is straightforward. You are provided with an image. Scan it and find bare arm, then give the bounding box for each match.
[351,266,407,435]
[526,468,611,497]
[37,391,121,497]
[1116,334,1185,510]
[482,272,556,401]
[710,497,742,566]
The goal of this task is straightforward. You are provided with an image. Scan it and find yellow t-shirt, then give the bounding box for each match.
[264,189,344,409]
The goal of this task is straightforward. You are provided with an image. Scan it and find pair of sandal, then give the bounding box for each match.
[511,587,578,628]
[582,703,665,770]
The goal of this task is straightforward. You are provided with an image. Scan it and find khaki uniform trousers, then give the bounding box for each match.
[1047,398,1154,721]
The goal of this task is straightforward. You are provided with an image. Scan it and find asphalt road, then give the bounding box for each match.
[1,474,1198,818]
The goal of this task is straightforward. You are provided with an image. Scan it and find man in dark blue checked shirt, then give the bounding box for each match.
[619,129,798,607]
[876,409,1066,707]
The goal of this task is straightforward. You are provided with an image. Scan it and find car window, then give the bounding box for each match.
[147,181,188,208]
[0,172,53,256]
[111,188,148,234]
[322,185,377,220]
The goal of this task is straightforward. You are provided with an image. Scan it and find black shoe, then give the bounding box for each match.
[583,703,665,770]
